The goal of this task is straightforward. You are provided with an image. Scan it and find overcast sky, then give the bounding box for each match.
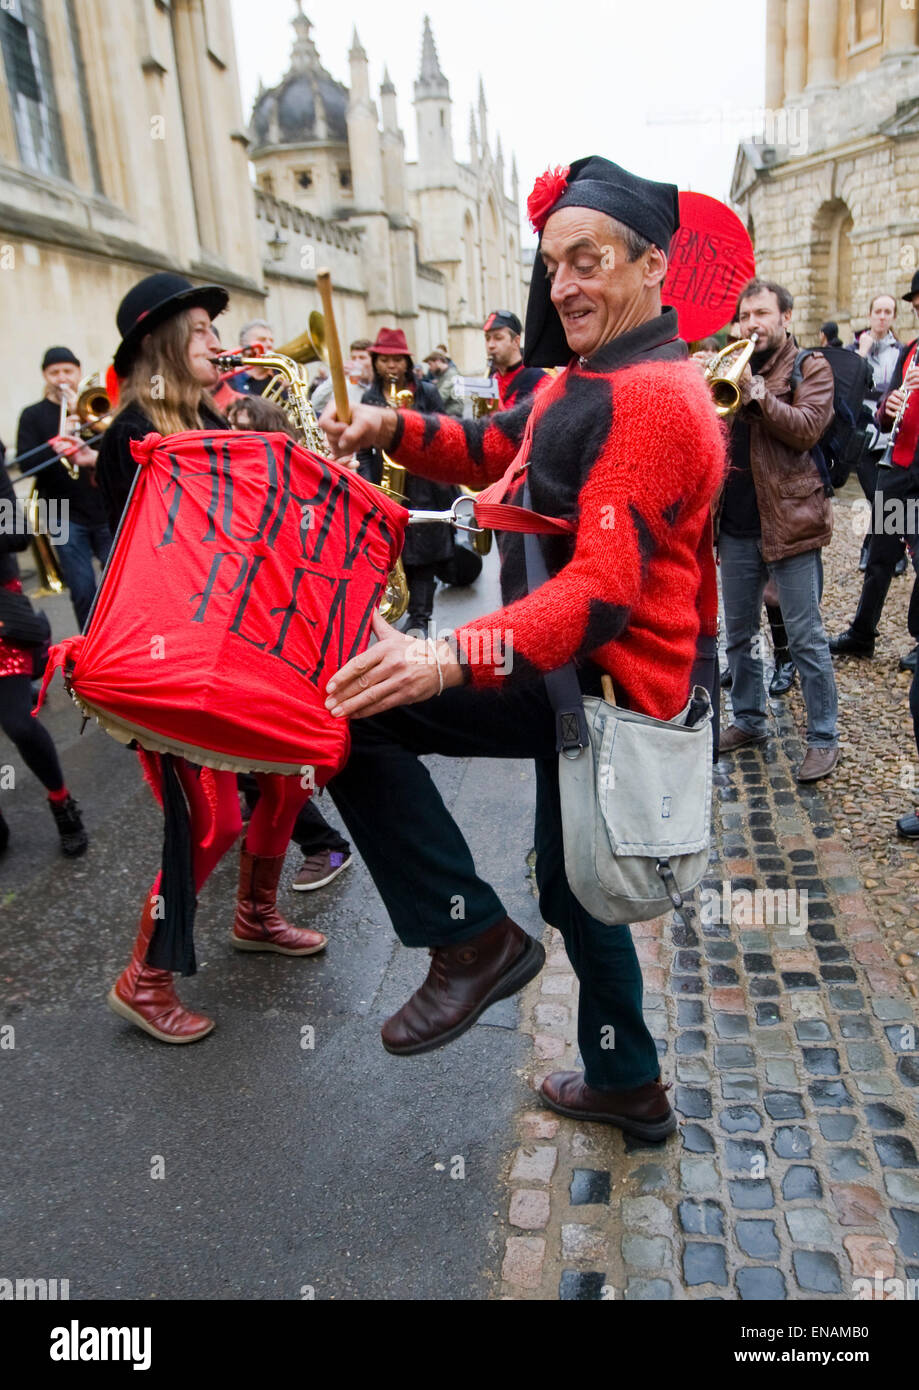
[229,0,767,240]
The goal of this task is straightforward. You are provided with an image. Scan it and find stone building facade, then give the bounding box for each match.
[0,1,525,450]
[249,9,526,371]
[0,0,264,445]
[731,0,919,346]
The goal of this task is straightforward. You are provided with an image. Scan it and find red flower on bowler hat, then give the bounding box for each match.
[527,165,571,233]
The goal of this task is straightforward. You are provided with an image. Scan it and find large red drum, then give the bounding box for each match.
[43,430,407,779]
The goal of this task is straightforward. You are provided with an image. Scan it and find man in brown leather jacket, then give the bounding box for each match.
[716,277,840,782]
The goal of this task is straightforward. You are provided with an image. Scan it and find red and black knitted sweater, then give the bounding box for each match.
[389,312,727,721]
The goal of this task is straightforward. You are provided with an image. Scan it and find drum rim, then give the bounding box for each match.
[68,691,317,777]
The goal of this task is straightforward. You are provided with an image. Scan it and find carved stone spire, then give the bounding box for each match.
[416,14,449,99]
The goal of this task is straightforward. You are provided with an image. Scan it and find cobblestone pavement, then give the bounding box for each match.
[497,493,919,1301]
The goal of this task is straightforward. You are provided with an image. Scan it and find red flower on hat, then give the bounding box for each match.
[527,165,571,233]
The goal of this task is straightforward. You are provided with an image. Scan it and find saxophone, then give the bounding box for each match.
[374,377,413,622]
[215,348,329,454]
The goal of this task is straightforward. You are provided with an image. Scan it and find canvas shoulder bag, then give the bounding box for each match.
[522,480,714,924]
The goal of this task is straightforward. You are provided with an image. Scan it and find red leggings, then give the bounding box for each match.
[146,759,310,899]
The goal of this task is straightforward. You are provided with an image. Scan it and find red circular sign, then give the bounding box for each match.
[665,192,756,343]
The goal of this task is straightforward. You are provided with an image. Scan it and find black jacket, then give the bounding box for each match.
[0,452,30,586]
[16,398,108,528]
[358,377,458,567]
[96,402,227,534]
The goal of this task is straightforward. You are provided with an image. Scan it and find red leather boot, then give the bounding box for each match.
[231,843,327,955]
[107,895,214,1043]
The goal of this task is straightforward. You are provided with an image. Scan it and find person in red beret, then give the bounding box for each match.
[357,328,459,636]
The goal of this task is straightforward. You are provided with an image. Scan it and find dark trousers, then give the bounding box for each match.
[0,675,64,791]
[326,680,660,1091]
[852,460,919,640]
[238,774,349,856]
[404,562,437,629]
[58,521,112,630]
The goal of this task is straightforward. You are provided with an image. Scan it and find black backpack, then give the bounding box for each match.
[789,345,873,493]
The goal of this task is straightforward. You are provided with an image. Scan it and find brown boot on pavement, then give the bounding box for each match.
[796,746,839,782]
[381,916,545,1056]
[231,842,327,955]
[718,724,769,753]
[108,895,214,1044]
[540,1071,677,1140]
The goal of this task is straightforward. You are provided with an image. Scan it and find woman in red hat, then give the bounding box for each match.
[359,328,460,634]
[95,274,326,1046]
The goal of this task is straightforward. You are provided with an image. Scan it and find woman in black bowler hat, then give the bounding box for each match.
[96,274,328,1047]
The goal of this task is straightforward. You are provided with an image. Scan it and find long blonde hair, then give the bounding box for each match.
[117,309,216,435]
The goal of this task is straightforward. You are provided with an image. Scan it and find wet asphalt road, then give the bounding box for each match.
[0,553,543,1300]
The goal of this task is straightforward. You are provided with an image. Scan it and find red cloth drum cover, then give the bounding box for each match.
[53,430,407,778]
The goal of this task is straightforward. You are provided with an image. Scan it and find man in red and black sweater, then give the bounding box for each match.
[320,155,726,1137]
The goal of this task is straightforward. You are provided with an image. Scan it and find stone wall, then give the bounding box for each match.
[732,53,919,345]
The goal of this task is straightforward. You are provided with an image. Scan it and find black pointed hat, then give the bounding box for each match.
[523,156,679,367]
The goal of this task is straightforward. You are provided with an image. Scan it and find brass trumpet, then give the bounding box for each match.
[703,333,759,417]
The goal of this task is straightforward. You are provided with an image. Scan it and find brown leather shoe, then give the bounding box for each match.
[539,1070,677,1141]
[381,917,545,1056]
[796,745,839,782]
[718,724,769,754]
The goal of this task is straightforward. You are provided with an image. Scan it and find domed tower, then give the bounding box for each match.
[248,3,353,220]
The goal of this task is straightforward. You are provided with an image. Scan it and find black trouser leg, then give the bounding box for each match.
[691,634,720,758]
[325,679,657,1089]
[0,675,65,791]
[532,758,661,1090]
[766,602,790,662]
[404,563,437,632]
[853,463,919,638]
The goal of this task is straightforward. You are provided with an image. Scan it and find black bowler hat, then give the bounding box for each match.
[113,272,229,376]
[42,346,80,371]
[484,310,522,336]
[903,270,919,302]
[523,155,680,367]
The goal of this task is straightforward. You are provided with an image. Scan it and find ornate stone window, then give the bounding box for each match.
[297,168,314,190]
[338,166,352,191]
[0,0,69,179]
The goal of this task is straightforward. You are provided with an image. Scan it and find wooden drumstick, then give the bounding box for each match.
[316,268,351,425]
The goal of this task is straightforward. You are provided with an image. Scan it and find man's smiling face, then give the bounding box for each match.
[539,206,667,358]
